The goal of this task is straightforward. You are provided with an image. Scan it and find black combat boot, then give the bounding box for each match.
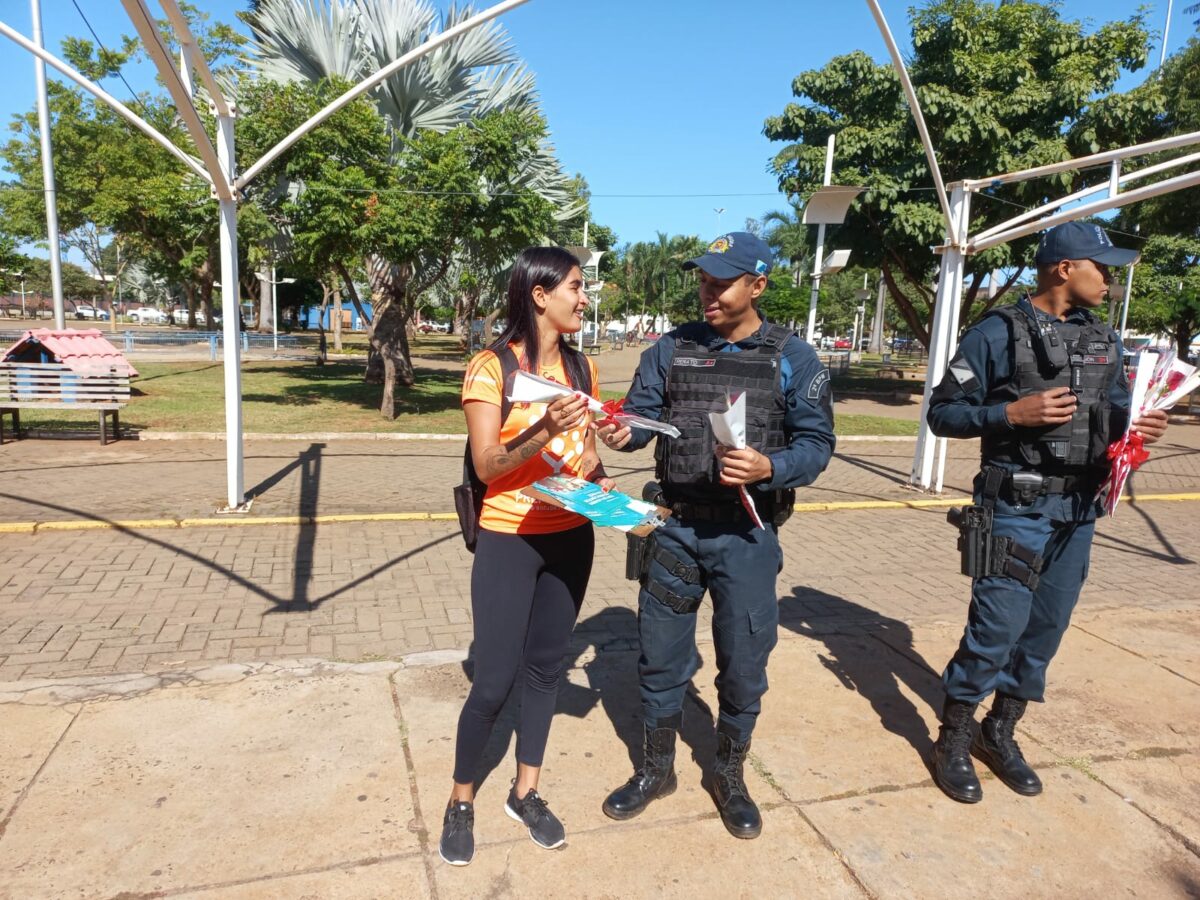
[602,713,680,820]
[972,692,1042,796]
[711,728,761,839]
[931,697,982,803]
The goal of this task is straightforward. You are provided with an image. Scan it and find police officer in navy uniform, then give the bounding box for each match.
[596,232,835,838]
[927,221,1169,803]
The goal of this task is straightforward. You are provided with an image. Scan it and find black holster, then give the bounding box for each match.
[626,531,653,582]
[946,504,1044,590]
[948,504,992,579]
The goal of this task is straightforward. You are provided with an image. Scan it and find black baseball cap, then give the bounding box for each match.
[1034,221,1139,267]
[683,232,773,280]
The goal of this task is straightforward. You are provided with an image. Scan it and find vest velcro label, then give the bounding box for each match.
[674,358,717,367]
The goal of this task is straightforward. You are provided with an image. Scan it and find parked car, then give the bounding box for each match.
[74,304,109,321]
[833,337,852,349]
[129,306,168,325]
[171,308,218,326]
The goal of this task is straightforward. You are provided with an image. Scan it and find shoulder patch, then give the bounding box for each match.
[807,368,830,401]
[948,354,980,394]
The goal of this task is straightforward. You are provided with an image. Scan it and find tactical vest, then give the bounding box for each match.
[980,304,1124,471]
[655,323,791,510]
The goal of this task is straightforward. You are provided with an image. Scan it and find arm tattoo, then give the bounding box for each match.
[482,431,547,479]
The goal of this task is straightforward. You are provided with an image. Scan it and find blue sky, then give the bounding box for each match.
[0,0,1193,262]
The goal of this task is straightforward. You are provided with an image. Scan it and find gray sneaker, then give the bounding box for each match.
[439,801,474,866]
[505,784,565,849]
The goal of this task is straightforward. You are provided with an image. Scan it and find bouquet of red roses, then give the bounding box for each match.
[1100,349,1200,516]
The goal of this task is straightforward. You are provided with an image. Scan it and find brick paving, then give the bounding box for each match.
[0,485,1197,682]
[1,408,1198,682]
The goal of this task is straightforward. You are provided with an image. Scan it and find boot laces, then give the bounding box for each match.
[942,721,973,755]
[519,789,552,825]
[715,744,750,799]
[989,715,1025,760]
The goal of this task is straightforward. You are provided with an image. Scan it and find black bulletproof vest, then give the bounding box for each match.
[655,323,790,505]
[980,304,1123,470]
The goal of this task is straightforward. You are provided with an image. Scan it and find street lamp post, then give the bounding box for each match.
[259,267,297,355]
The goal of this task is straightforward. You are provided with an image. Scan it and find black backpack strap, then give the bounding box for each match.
[495,344,520,423]
[464,345,522,483]
[760,323,791,353]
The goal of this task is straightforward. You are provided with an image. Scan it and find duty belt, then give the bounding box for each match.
[984,467,1099,505]
[667,499,750,524]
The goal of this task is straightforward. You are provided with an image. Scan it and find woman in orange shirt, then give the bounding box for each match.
[440,247,611,866]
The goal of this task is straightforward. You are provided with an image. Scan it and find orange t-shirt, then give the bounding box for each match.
[461,347,599,534]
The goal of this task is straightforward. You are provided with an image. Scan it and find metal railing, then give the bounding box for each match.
[0,329,303,354]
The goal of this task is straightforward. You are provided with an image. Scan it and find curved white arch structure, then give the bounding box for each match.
[1,0,1197,504]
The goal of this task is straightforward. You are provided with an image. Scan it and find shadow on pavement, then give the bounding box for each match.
[0,489,456,615]
[459,606,717,793]
[780,586,943,766]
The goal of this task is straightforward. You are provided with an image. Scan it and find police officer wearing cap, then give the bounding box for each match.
[927,221,1169,804]
[596,232,835,838]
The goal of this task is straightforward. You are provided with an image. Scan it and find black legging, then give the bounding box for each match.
[453,523,594,785]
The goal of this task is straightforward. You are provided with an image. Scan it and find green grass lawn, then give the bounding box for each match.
[16,359,918,436]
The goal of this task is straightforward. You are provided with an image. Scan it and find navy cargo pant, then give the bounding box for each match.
[943,491,1097,704]
[638,517,782,740]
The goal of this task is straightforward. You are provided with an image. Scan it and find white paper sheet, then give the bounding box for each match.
[509,370,682,438]
[707,392,765,529]
[507,370,605,413]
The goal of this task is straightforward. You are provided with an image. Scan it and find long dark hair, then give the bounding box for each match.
[490,246,589,391]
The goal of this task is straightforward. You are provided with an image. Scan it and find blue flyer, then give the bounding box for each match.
[522,476,668,534]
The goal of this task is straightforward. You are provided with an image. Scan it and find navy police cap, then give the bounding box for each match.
[683,232,773,280]
[1034,221,1139,267]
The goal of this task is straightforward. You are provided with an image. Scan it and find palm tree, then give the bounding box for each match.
[246,0,580,394]
[761,200,812,284]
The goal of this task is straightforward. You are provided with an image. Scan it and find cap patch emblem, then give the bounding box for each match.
[708,236,733,254]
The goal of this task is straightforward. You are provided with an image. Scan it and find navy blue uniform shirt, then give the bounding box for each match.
[928,295,1130,519]
[617,319,836,493]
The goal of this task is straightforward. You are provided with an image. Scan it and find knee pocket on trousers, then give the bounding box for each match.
[733,604,778,678]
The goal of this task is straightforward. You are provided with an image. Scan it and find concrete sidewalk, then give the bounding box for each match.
[2,411,1199,895]
[1,603,1197,898]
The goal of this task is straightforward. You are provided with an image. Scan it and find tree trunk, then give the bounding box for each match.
[183,282,197,328]
[454,286,481,351]
[201,281,216,333]
[258,266,272,333]
[1176,321,1194,357]
[332,286,343,353]
[372,301,415,418]
[316,282,331,366]
[880,261,930,347]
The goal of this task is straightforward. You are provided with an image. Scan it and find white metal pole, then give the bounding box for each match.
[934,191,971,492]
[216,108,244,509]
[806,134,835,345]
[271,264,278,355]
[31,0,64,329]
[20,276,27,318]
[912,183,968,490]
[1119,263,1135,340]
[1160,0,1174,69]
[865,0,954,234]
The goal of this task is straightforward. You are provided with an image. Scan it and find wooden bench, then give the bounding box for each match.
[0,362,130,445]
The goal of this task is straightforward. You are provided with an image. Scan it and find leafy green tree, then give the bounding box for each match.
[764,0,1157,347]
[546,175,619,280]
[247,0,579,413]
[1127,235,1200,353]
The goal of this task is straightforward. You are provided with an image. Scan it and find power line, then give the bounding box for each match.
[69,0,149,119]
